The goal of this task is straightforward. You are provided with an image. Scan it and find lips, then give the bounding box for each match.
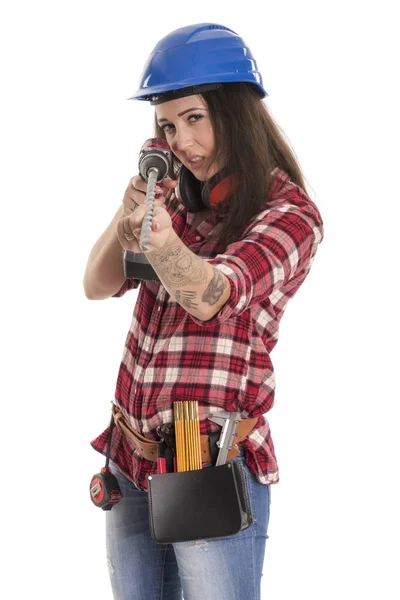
[186,156,205,170]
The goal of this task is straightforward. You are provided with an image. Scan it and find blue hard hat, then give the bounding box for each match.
[129,23,268,103]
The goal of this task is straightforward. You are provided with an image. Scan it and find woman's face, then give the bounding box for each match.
[155,94,221,181]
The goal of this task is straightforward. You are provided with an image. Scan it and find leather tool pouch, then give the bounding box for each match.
[147,460,253,544]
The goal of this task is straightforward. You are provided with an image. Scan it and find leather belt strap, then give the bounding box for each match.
[112,404,257,463]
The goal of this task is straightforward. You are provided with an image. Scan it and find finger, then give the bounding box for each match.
[131,177,169,202]
[125,184,146,206]
[152,205,166,217]
[126,196,164,215]
[130,174,147,193]
[161,178,178,189]
[150,206,171,229]
[123,199,139,216]
[145,190,167,206]
[117,217,139,249]
[154,185,164,199]
[127,204,148,231]
[128,205,169,237]
[127,199,139,210]
[135,217,162,236]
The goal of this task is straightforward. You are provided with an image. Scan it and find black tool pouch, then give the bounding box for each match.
[147,460,253,544]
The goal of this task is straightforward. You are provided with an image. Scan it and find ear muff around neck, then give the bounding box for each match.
[176,166,206,212]
[176,165,238,213]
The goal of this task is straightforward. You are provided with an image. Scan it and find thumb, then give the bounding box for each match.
[162,178,178,189]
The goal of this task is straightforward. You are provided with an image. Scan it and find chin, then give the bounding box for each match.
[191,165,220,182]
[191,172,208,182]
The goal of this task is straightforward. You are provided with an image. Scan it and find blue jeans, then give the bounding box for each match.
[106,450,271,600]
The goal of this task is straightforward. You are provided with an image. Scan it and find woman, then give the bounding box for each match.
[84,23,324,600]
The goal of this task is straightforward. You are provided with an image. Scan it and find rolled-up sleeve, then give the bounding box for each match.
[112,278,141,297]
[190,204,324,327]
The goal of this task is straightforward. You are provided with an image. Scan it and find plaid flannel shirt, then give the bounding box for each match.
[91,168,324,490]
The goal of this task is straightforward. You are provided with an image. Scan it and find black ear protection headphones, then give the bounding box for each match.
[175,165,210,211]
[175,165,235,212]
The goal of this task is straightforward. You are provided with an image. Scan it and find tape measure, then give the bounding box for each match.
[90,409,123,511]
[90,466,123,511]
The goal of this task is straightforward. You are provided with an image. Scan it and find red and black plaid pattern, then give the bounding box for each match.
[91,168,324,490]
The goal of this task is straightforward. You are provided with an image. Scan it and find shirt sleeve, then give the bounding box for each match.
[112,278,141,297]
[189,203,324,327]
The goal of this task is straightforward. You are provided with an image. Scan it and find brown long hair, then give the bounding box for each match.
[154,82,308,249]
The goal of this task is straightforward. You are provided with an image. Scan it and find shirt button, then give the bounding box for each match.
[196,236,201,241]
[158,307,161,311]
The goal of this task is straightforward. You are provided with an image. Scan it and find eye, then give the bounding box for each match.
[188,114,203,123]
[159,113,204,134]
[160,123,175,133]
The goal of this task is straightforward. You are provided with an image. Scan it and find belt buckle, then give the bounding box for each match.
[156,423,175,447]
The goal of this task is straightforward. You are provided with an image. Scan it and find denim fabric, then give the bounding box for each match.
[106,451,271,600]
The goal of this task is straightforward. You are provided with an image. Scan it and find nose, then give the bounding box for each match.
[171,125,194,154]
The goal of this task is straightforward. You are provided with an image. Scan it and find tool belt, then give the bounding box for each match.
[112,404,258,464]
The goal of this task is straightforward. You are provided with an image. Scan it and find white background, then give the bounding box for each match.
[1,1,399,598]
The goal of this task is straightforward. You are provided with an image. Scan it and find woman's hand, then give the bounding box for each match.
[117,175,177,253]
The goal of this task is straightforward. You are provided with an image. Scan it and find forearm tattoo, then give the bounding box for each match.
[148,239,209,287]
[148,238,228,309]
[202,267,228,307]
[175,290,199,310]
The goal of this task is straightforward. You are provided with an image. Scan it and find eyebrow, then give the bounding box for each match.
[157,107,207,123]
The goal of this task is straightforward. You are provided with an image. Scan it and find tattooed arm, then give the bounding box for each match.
[146,230,231,321]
